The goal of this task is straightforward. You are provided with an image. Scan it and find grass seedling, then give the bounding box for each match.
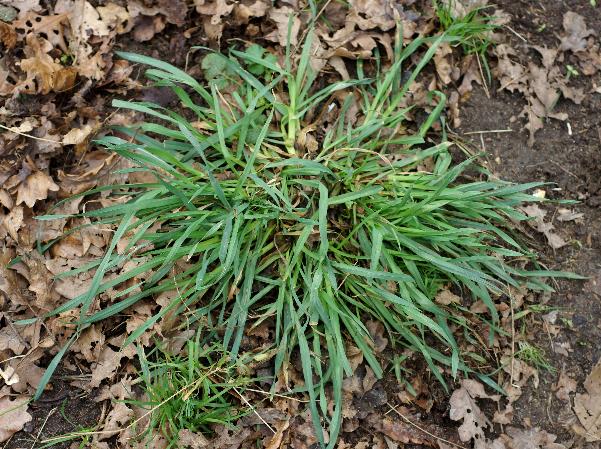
[516,341,556,373]
[36,22,580,446]
[127,333,249,447]
[432,0,497,82]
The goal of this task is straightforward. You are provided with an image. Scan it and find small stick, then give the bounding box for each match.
[233,387,276,434]
[476,53,491,99]
[30,408,57,449]
[463,129,513,135]
[504,25,527,42]
[0,124,61,144]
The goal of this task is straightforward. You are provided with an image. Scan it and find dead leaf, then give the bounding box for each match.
[435,288,462,306]
[98,401,134,440]
[15,170,59,208]
[16,32,77,94]
[574,358,601,441]
[0,22,17,49]
[366,412,435,445]
[498,426,566,449]
[449,380,499,449]
[89,345,134,388]
[556,208,584,222]
[554,370,576,402]
[267,6,300,46]
[520,204,567,250]
[347,0,396,32]
[179,428,210,448]
[493,404,514,425]
[434,42,458,85]
[62,122,97,145]
[13,12,68,51]
[0,395,32,443]
[560,12,595,53]
[0,366,19,385]
[6,0,41,18]
[264,419,290,449]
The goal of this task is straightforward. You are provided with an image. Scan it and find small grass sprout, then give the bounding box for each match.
[516,341,555,373]
[127,333,249,447]
[36,22,580,446]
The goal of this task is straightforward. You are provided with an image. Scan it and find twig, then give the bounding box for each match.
[0,124,61,144]
[233,386,276,434]
[504,25,527,42]
[510,291,516,387]
[476,53,491,99]
[463,129,513,135]
[30,408,57,449]
[386,402,467,449]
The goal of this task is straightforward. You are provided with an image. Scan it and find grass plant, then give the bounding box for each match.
[127,333,249,447]
[35,23,579,446]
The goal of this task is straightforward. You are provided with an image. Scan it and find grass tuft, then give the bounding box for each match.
[128,333,249,447]
[37,23,579,445]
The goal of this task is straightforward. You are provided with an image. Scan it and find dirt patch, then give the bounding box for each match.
[455,0,601,441]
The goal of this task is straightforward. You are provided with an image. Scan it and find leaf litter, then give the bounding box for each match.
[0,0,593,446]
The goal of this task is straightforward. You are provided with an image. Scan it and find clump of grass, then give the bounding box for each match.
[516,341,556,373]
[127,333,249,447]
[37,24,578,446]
[432,0,497,80]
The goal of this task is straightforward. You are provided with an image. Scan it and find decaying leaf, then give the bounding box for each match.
[89,344,135,388]
[554,370,577,403]
[449,380,499,448]
[520,204,567,250]
[495,427,566,449]
[560,12,595,53]
[0,395,32,443]
[574,358,601,441]
[179,428,210,448]
[15,170,59,208]
[18,34,77,94]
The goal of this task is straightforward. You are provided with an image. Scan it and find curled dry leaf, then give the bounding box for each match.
[15,170,59,209]
[574,358,601,441]
[18,34,77,94]
[0,395,32,443]
[0,22,17,49]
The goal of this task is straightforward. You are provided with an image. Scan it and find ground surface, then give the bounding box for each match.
[1,0,601,448]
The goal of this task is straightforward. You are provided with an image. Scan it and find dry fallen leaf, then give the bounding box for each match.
[560,12,595,53]
[15,170,60,208]
[449,380,499,449]
[179,428,210,448]
[0,395,32,443]
[497,426,566,449]
[574,358,601,441]
[554,370,577,402]
[520,204,567,250]
[435,288,462,306]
